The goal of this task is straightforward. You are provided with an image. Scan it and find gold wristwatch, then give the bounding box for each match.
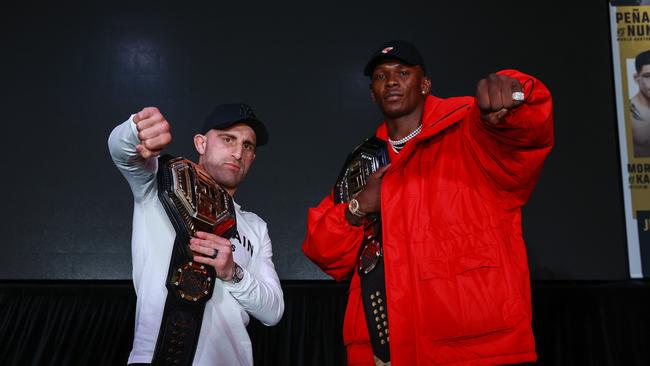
[348,198,367,218]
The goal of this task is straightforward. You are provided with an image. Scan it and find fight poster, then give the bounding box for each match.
[610,0,650,278]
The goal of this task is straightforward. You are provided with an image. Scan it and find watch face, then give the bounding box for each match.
[232,264,244,283]
[349,198,366,217]
[349,199,359,213]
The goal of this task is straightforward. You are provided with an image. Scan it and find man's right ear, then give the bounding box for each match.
[193,134,206,155]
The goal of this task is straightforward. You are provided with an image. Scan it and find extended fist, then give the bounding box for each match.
[132,107,172,158]
[476,74,524,125]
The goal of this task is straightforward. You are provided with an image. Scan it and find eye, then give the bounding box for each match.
[243,143,255,151]
[373,73,386,81]
[222,136,233,143]
[399,70,409,77]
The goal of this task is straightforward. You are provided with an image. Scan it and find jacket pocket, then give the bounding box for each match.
[415,233,515,341]
[419,245,499,280]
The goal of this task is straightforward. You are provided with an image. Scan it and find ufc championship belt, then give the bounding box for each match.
[334,136,391,363]
[152,154,237,366]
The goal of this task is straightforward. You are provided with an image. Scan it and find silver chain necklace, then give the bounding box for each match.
[388,124,422,153]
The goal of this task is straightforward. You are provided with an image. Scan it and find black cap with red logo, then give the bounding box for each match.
[363,40,426,77]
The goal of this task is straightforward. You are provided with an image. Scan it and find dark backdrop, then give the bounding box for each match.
[0,1,626,280]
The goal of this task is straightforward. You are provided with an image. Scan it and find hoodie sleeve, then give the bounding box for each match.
[107,115,159,203]
[222,220,285,326]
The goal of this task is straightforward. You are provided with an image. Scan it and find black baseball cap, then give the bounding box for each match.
[201,102,269,146]
[363,40,426,77]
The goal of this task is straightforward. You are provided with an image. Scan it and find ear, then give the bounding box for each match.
[421,77,432,95]
[193,134,207,155]
[369,84,377,103]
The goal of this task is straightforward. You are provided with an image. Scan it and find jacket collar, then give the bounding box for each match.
[375,95,474,170]
[375,95,473,143]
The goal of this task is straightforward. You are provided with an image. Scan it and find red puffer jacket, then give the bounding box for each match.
[302,70,553,365]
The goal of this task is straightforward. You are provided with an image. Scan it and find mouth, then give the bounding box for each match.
[384,91,403,101]
[223,162,241,171]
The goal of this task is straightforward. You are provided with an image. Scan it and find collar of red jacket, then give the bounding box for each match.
[373,95,475,171]
[375,95,474,143]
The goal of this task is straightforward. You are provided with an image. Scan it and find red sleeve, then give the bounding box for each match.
[466,69,554,205]
[301,193,364,281]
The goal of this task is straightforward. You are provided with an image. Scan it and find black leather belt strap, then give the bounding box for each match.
[358,222,390,364]
[151,238,210,366]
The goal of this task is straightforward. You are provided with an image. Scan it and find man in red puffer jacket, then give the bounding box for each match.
[302,40,553,366]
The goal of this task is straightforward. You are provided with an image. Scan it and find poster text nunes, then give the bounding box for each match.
[617,8,650,41]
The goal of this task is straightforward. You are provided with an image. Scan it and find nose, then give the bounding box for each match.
[231,143,243,160]
[386,72,399,88]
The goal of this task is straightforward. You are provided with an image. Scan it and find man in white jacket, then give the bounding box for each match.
[108,103,284,366]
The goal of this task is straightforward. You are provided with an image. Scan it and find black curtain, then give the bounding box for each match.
[532,281,650,365]
[0,282,134,365]
[1,280,650,366]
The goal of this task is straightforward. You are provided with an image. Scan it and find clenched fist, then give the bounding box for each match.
[476,73,525,125]
[132,107,172,158]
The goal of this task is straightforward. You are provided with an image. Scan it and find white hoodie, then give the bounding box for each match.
[108,116,284,366]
